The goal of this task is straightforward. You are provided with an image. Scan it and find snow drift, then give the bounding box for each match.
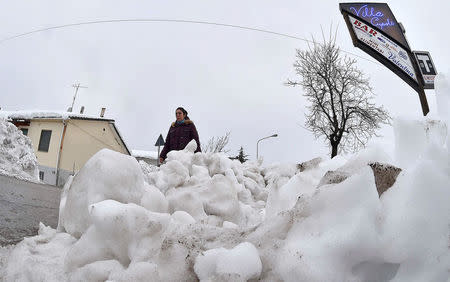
[0,118,39,182]
[2,74,450,281]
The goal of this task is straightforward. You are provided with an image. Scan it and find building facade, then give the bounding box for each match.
[2,111,130,186]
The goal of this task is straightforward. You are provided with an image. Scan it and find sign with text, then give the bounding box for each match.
[340,2,429,115]
[340,3,409,49]
[349,15,417,82]
[413,51,437,89]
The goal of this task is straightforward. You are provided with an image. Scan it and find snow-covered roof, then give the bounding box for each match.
[131,150,158,159]
[0,110,113,121]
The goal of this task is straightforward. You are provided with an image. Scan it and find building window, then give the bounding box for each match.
[39,171,44,181]
[38,130,52,152]
[20,128,28,136]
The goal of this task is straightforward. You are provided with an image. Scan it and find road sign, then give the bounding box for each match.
[155,134,165,167]
[155,134,165,146]
[413,51,437,89]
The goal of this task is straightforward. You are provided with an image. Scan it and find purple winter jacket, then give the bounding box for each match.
[159,120,201,160]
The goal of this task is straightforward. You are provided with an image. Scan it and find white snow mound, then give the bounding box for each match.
[0,118,39,182]
[3,74,450,282]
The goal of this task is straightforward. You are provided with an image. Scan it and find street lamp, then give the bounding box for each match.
[256,134,278,160]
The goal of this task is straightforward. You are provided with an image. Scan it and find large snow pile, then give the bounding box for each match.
[0,118,39,182]
[2,75,449,281]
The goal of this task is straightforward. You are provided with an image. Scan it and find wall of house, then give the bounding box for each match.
[16,119,63,185]
[26,119,63,169]
[37,164,58,185]
[15,118,129,186]
[59,119,129,174]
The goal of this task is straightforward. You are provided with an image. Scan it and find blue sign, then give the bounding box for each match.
[349,4,395,30]
[340,2,409,49]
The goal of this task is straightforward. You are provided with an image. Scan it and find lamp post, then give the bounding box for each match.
[256,134,278,160]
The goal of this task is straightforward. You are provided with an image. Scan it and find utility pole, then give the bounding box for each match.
[69,83,87,112]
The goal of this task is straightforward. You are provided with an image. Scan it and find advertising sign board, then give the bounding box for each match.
[340,3,409,49]
[340,2,430,116]
[349,15,417,82]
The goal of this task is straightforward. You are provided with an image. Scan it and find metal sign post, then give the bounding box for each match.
[155,134,165,167]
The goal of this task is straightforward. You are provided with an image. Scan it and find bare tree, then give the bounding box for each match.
[202,131,231,153]
[286,34,390,158]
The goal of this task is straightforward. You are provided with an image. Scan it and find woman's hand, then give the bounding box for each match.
[159,157,164,164]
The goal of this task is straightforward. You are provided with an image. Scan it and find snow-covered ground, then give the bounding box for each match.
[0,74,449,281]
[0,118,39,182]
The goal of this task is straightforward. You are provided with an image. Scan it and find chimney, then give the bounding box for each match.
[80,106,85,114]
[100,107,106,118]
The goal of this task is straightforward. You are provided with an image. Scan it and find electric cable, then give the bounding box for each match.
[0,18,382,65]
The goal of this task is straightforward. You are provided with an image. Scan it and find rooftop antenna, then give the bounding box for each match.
[69,83,87,112]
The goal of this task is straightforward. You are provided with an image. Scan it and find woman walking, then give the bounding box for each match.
[159,107,201,163]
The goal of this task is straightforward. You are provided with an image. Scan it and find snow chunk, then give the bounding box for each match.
[57,175,74,232]
[184,139,198,153]
[275,167,381,281]
[65,200,170,271]
[194,242,262,281]
[171,211,196,225]
[380,142,450,281]
[5,223,76,281]
[166,187,207,220]
[60,149,146,237]
[140,183,169,213]
[200,175,241,223]
[222,221,238,229]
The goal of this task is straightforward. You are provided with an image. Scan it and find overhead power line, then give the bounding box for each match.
[0,18,381,65]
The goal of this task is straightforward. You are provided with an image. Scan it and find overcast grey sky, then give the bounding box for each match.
[1,0,448,163]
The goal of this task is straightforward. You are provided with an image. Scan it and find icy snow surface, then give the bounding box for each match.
[1,75,450,281]
[0,118,39,182]
[131,150,158,159]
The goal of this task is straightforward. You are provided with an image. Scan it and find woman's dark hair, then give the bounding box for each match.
[176,107,190,120]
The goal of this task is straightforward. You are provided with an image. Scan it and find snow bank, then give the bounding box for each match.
[0,118,39,182]
[3,79,449,282]
[4,223,76,281]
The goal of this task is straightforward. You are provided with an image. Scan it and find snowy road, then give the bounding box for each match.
[0,174,60,246]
